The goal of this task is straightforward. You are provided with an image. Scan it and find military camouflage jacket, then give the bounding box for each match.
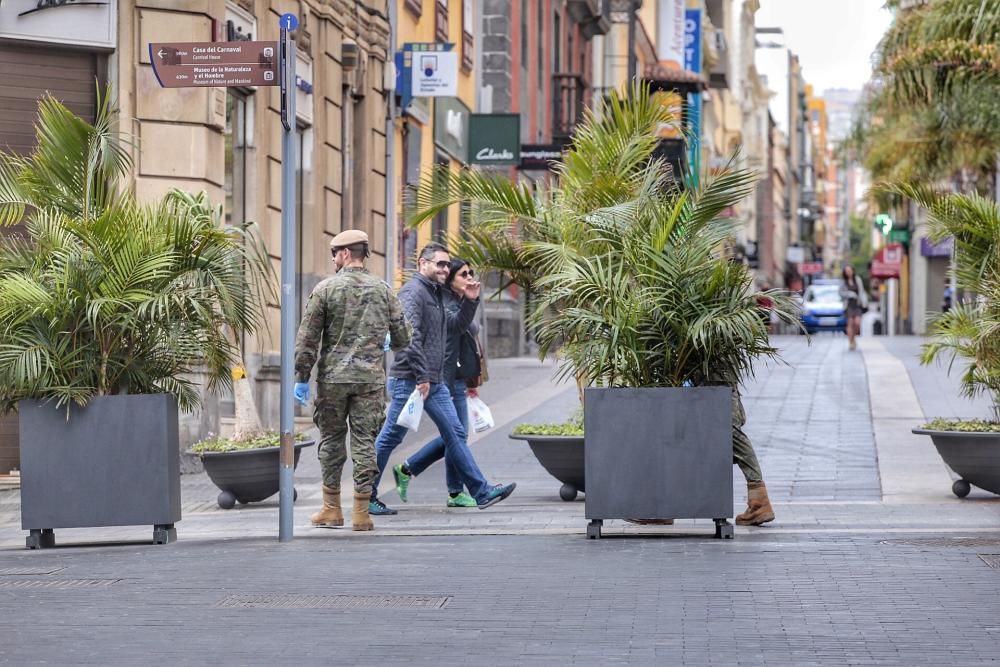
[294,267,410,384]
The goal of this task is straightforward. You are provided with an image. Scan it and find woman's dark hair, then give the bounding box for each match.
[445,257,470,285]
[842,265,856,282]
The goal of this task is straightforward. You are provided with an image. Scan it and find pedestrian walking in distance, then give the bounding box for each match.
[840,265,868,351]
[370,243,515,515]
[391,257,487,508]
[293,229,411,531]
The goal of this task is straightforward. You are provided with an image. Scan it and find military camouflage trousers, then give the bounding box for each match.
[313,382,385,494]
[732,390,763,484]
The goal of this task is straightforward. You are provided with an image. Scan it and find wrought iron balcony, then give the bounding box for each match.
[552,73,588,140]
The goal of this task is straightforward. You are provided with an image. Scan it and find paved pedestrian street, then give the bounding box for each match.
[1,337,999,665]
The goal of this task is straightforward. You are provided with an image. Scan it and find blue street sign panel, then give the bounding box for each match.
[279,13,298,31]
[684,9,701,73]
[684,9,702,177]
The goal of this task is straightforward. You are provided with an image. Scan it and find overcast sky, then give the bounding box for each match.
[755,0,893,94]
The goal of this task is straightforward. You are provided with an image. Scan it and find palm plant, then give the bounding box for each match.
[409,83,800,392]
[879,183,1000,420]
[853,0,1000,189]
[0,92,274,414]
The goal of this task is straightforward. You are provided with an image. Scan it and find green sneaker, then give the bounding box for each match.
[447,492,477,508]
[393,463,411,503]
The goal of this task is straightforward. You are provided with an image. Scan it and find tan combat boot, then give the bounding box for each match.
[351,492,374,531]
[735,481,775,526]
[310,486,344,527]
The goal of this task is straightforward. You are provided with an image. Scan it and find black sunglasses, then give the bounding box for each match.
[457,269,475,278]
[422,259,450,268]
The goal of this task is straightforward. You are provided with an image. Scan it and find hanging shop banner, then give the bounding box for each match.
[920,236,953,258]
[684,8,702,171]
[0,0,116,50]
[468,114,520,166]
[407,43,458,97]
[149,41,278,88]
[434,96,470,163]
[656,0,685,68]
[519,142,568,171]
[871,243,904,279]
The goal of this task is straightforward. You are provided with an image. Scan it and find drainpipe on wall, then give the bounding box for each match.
[627,0,638,83]
[385,0,398,286]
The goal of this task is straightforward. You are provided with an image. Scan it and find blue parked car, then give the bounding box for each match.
[800,280,846,334]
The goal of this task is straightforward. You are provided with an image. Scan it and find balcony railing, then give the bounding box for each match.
[552,73,588,140]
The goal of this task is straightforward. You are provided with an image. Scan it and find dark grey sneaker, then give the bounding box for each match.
[477,483,516,509]
[368,498,398,516]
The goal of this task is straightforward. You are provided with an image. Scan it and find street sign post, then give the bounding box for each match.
[277,22,297,543]
[149,41,278,88]
[149,21,298,542]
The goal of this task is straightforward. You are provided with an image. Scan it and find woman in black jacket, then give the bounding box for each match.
[391,258,485,507]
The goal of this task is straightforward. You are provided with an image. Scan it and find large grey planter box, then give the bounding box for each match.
[19,394,182,549]
[912,428,1000,497]
[584,386,733,538]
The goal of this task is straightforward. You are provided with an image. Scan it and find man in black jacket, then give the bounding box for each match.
[369,243,515,515]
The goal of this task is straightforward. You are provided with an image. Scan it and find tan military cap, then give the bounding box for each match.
[330,229,369,248]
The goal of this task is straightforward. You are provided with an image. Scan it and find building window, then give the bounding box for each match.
[553,10,561,73]
[537,0,544,74]
[224,91,249,228]
[402,123,422,271]
[436,0,449,42]
[405,0,423,18]
[520,0,528,67]
[462,0,474,71]
[432,152,450,242]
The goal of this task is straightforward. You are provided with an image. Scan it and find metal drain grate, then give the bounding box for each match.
[880,537,1000,548]
[0,579,120,589]
[0,566,65,576]
[217,594,451,609]
[979,555,1000,569]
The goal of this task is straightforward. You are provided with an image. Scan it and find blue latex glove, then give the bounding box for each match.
[293,382,310,405]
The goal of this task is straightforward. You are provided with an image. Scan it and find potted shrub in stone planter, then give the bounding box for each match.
[887,185,1000,497]
[0,94,274,548]
[191,433,316,509]
[409,84,799,535]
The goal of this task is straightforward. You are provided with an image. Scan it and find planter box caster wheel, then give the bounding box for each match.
[153,524,176,544]
[218,490,237,509]
[952,479,971,498]
[714,519,734,539]
[587,520,603,539]
[26,529,55,550]
[559,484,578,502]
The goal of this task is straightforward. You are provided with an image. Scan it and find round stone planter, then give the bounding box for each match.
[195,440,315,509]
[508,433,584,501]
[911,429,1000,497]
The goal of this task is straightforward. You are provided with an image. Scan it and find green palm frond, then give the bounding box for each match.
[0,91,273,412]
[406,81,796,392]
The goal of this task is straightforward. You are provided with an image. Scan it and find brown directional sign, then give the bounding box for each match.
[149,41,279,88]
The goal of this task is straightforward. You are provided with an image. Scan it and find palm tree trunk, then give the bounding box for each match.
[230,363,265,441]
[226,324,265,442]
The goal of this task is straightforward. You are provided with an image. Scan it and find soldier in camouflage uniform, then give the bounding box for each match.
[293,229,410,531]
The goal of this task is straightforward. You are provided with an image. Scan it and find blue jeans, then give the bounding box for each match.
[406,380,468,494]
[373,378,490,503]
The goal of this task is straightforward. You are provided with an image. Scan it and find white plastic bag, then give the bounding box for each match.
[396,389,424,430]
[467,396,495,433]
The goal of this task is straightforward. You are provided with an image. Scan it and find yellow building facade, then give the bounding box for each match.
[393,0,477,283]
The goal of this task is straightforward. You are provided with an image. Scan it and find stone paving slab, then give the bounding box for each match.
[2,336,1000,665]
[1,532,1000,665]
